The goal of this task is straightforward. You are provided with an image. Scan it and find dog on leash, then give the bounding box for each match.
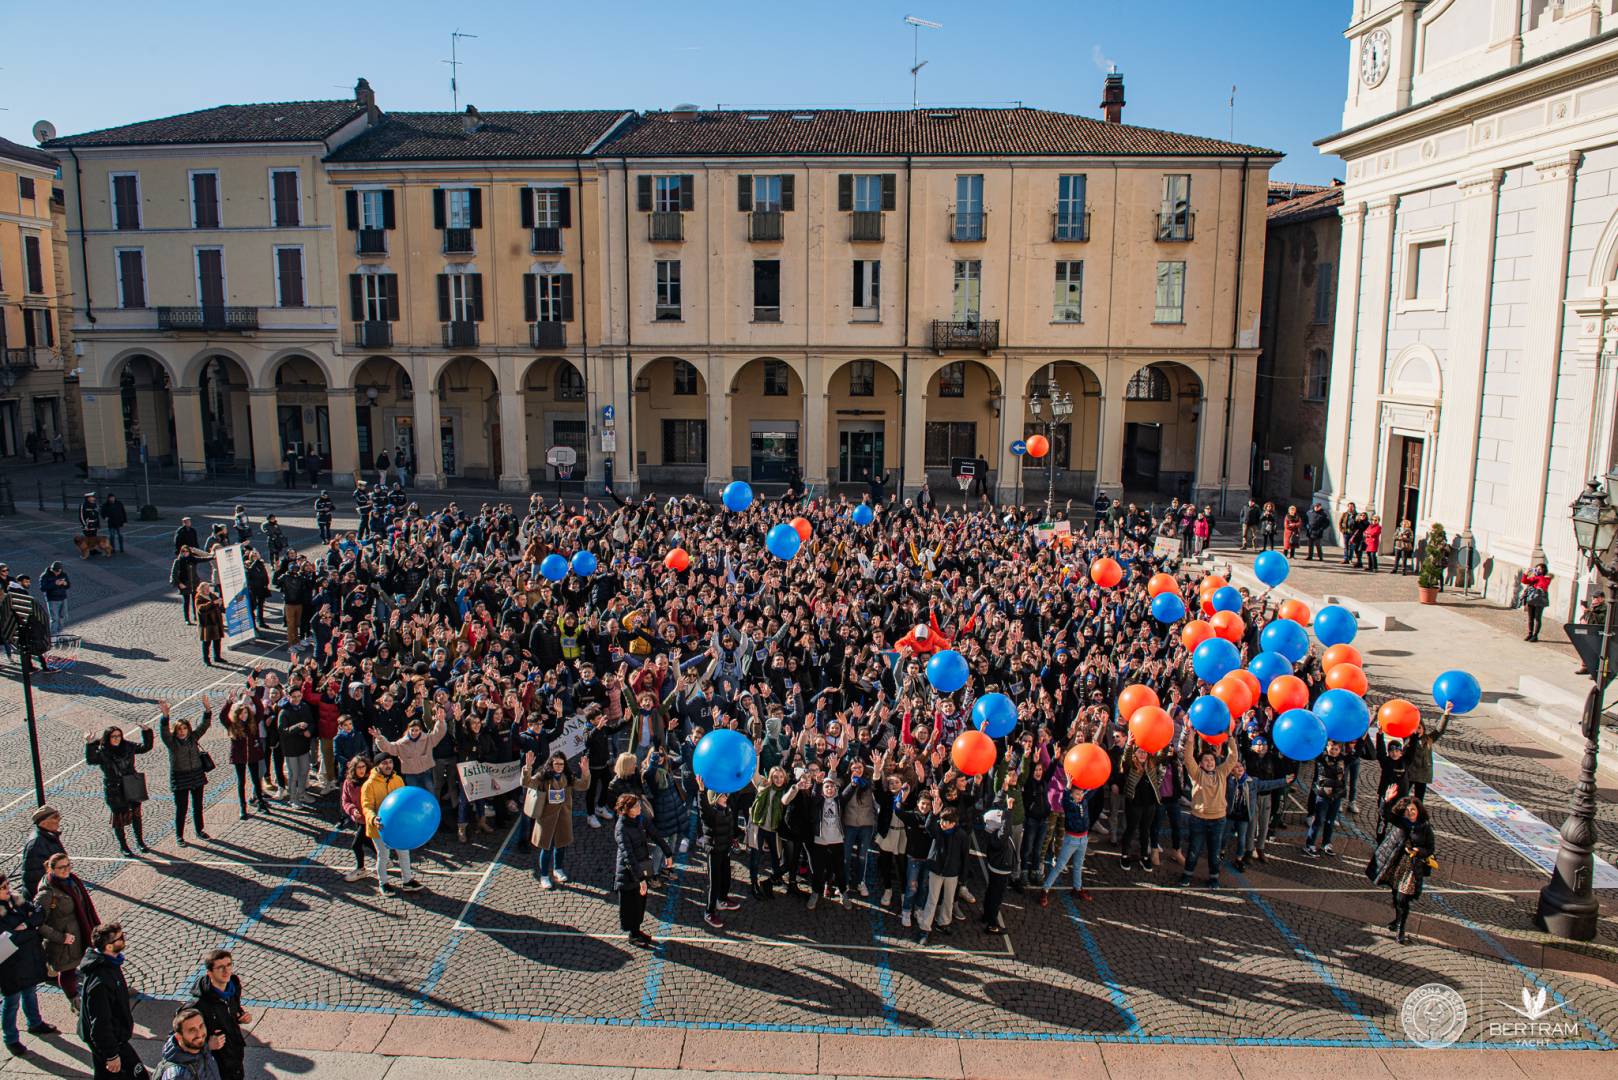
[73,533,113,559]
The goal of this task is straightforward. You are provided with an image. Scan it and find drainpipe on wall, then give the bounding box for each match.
[575,157,591,488]
[68,149,94,325]
[899,154,913,497]
[620,159,634,492]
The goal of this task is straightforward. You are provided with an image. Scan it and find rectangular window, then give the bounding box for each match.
[17,176,35,201]
[270,170,301,227]
[22,307,54,349]
[1410,242,1445,301]
[852,175,884,213]
[654,175,684,213]
[1306,349,1331,401]
[953,174,984,240]
[445,272,481,322]
[533,189,563,228]
[111,173,140,230]
[274,247,305,308]
[23,235,45,294]
[753,260,781,321]
[952,260,981,321]
[195,248,225,309]
[937,361,965,398]
[1314,261,1334,324]
[838,173,897,212]
[356,273,398,322]
[752,175,783,213]
[673,360,699,395]
[360,189,388,230]
[190,171,220,229]
[848,360,875,397]
[1056,174,1087,239]
[663,419,707,465]
[1160,174,1191,239]
[852,259,880,319]
[655,260,681,320]
[446,189,473,229]
[533,274,571,322]
[116,249,146,309]
[1053,260,1083,322]
[924,420,976,467]
[763,359,790,396]
[1154,261,1186,323]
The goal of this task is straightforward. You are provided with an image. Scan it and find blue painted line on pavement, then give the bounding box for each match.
[639,813,699,1022]
[867,875,900,1029]
[1059,890,1143,1037]
[409,820,519,1013]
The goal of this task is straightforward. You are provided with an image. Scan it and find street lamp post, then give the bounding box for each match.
[1027,389,1071,523]
[1536,475,1618,940]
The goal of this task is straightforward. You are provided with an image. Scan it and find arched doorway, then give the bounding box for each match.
[635,357,707,488]
[117,355,174,467]
[732,357,803,485]
[1022,361,1102,500]
[272,355,331,476]
[437,356,498,482]
[924,359,1000,494]
[352,356,414,479]
[1121,362,1202,499]
[198,354,251,476]
[524,356,589,487]
[826,358,899,489]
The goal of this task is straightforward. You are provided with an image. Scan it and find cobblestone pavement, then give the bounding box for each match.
[0,496,1614,1057]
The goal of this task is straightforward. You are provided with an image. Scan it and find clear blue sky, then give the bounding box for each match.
[3,0,1350,183]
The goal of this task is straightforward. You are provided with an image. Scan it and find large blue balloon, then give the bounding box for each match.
[1314,604,1358,648]
[1192,638,1241,683]
[570,550,598,577]
[540,553,569,581]
[1259,618,1310,663]
[1248,651,1294,692]
[851,503,875,526]
[1314,688,1371,742]
[1210,586,1244,614]
[765,523,802,560]
[926,649,970,693]
[722,481,754,512]
[1273,708,1327,762]
[1432,669,1482,715]
[377,785,441,850]
[1189,695,1232,738]
[692,729,758,794]
[1254,550,1291,588]
[1151,592,1187,624]
[972,693,1018,739]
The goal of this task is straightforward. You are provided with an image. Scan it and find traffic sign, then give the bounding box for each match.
[1010,440,1027,456]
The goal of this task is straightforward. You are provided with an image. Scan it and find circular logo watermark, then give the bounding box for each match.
[1402,982,1468,1048]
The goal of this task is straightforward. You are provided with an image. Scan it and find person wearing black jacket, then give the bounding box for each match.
[580,706,620,826]
[103,495,129,555]
[78,924,138,1079]
[1372,793,1437,945]
[915,805,969,945]
[976,808,1018,933]
[158,699,213,846]
[698,785,740,929]
[1303,741,1348,857]
[314,491,334,542]
[0,874,57,1056]
[187,950,250,1080]
[20,807,65,904]
[613,795,654,947]
[86,725,154,855]
[276,688,316,807]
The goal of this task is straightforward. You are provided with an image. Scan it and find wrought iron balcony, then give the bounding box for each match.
[443,227,474,254]
[1052,209,1090,242]
[648,211,684,242]
[2,347,37,371]
[355,321,392,349]
[1154,210,1195,242]
[930,319,999,354]
[357,228,387,255]
[850,211,884,242]
[531,226,562,254]
[157,306,259,332]
[748,210,783,242]
[531,321,567,350]
[442,321,478,349]
[948,211,986,242]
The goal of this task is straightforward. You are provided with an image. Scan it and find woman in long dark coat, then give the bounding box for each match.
[158,697,213,845]
[614,794,654,946]
[0,874,56,1054]
[85,724,154,854]
[1367,792,1437,945]
[196,582,226,665]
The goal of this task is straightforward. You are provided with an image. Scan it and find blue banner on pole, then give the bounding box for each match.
[215,544,257,646]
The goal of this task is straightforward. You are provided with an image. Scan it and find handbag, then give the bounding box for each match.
[121,772,149,804]
[200,750,217,773]
[1523,585,1549,609]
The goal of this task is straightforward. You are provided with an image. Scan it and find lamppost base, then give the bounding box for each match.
[1534,894,1599,941]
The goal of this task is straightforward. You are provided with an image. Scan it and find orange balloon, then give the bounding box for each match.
[1198,729,1229,748]
[1322,644,1363,672]
[1064,743,1112,789]
[663,547,691,572]
[951,730,998,777]
[1200,574,1228,595]
[1181,620,1215,652]
[1230,669,1262,707]
[1201,596,1218,618]
[1211,674,1255,718]
[1209,610,1246,643]
[1278,599,1312,626]
[1118,684,1160,720]
[1025,434,1050,459]
[1147,573,1179,598]
[1378,699,1421,739]
[1128,706,1175,754]
[1090,557,1123,588]
[1324,664,1369,696]
[790,516,812,542]
[1267,674,1310,713]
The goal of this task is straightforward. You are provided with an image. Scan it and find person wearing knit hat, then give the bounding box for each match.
[20,808,64,904]
[979,807,1019,935]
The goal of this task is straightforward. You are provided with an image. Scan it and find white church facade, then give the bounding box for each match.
[1319,0,1618,619]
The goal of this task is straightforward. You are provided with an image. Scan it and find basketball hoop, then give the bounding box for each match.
[546,444,578,485]
[956,474,972,496]
[557,463,574,481]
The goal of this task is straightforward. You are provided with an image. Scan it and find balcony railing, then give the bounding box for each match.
[442,321,478,349]
[850,211,884,242]
[531,321,567,350]
[2,347,37,371]
[157,306,259,332]
[1154,210,1195,242]
[930,319,999,354]
[355,321,392,349]
[948,211,986,242]
[531,226,562,254]
[753,306,781,323]
[443,227,474,254]
[655,305,681,322]
[649,211,684,242]
[749,210,783,242]
[1052,209,1091,242]
[357,228,388,255]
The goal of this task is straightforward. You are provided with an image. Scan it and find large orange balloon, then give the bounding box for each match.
[1118,684,1160,720]
[1147,573,1179,598]
[1201,596,1219,618]
[1200,574,1228,595]
[1025,434,1050,459]
[1324,664,1369,696]
[790,516,812,542]
[1278,599,1312,626]
[1230,668,1262,707]
[1198,729,1230,747]
[1181,620,1215,652]
[1064,743,1112,789]
[1267,674,1310,713]
[1378,699,1421,739]
[1128,706,1174,754]
[1209,610,1246,643]
[951,730,998,777]
[663,547,691,572]
[1211,674,1255,718]
[1090,557,1123,588]
[1322,644,1363,672]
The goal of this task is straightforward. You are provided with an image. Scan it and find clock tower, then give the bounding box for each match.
[1341,1,1422,129]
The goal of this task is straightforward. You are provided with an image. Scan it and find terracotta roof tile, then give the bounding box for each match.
[325,110,630,162]
[0,135,58,170]
[47,101,366,148]
[1266,183,1344,225]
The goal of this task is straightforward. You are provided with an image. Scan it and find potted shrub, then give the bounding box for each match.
[1416,522,1447,604]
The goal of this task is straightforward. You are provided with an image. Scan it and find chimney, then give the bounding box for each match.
[354,78,380,125]
[462,104,481,134]
[1101,68,1125,124]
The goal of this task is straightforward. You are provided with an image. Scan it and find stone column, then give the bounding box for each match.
[79,385,127,480]
[326,387,360,487]
[1442,171,1503,540]
[171,388,207,481]
[1094,358,1127,498]
[412,389,444,490]
[498,366,529,493]
[247,388,282,486]
[803,355,829,490]
[1340,197,1397,520]
[1193,359,1228,508]
[900,380,927,501]
[704,359,732,498]
[1319,202,1365,507]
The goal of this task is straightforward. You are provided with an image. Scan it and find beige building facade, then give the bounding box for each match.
[0,136,70,462]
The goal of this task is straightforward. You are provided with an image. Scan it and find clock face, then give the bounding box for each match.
[1361,27,1391,88]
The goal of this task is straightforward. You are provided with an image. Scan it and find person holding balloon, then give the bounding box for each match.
[1117,747,1164,872]
[1037,767,1099,905]
[1223,755,1294,872]
[1401,704,1451,803]
[1178,736,1239,889]
[360,755,424,897]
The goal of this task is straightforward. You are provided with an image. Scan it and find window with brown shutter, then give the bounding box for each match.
[112,173,140,230]
[432,189,447,229]
[637,175,653,212]
[271,170,301,226]
[780,175,794,212]
[837,174,853,212]
[191,172,220,229]
[523,274,537,323]
[738,175,753,212]
[349,274,365,321]
[275,248,305,308]
[18,176,35,201]
[117,250,145,309]
[23,235,45,294]
[679,175,695,211]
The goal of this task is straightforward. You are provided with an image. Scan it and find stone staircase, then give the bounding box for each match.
[1491,675,1618,783]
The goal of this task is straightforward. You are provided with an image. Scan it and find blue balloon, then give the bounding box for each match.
[766,523,802,560]
[722,481,754,513]
[570,550,598,577]
[1254,550,1291,588]
[926,649,970,693]
[972,693,1018,739]
[540,553,569,581]
[1210,586,1244,614]
[1259,618,1310,663]
[1315,688,1371,742]
[1314,604,1358,648]
[1151,592,1187,624]
[851,503,875,526]
[1273,708,1327,762]
[1189,695,1232,738]
[377,786,442,850]
[692,729,758,795]
[1248,651,1294,692]
[1432,669,1482,714]
[1192,638,1241,683]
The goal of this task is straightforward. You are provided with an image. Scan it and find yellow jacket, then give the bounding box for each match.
[360,770,405,839]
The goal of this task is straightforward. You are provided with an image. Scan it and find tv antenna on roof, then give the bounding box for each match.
[444,29,478,112]
[904,15,942,109]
